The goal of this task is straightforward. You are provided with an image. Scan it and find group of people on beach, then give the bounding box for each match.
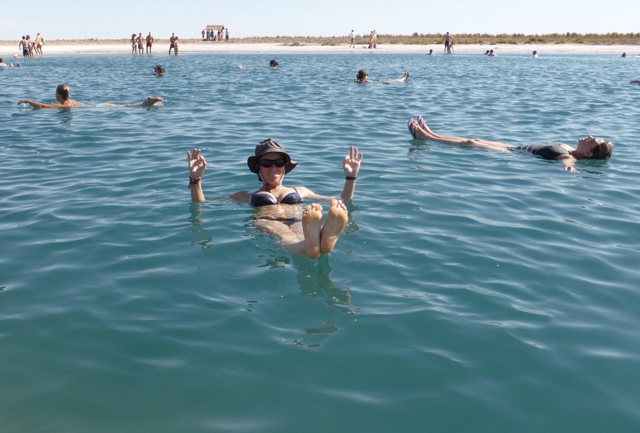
[18,33,45,57]
[131,32,154,55]
[15,51,615,260]
[201,27,229,42]
[129,32,178,55]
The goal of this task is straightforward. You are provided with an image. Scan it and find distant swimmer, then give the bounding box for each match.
[18,84,163,109]
[355,69,370,83]
[269,59,279,68]
[532,50,538,58]
[153,64,165,76]
[354,69,410,84]
[408,115,613,173]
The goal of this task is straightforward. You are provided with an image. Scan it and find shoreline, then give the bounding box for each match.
[1,40,638,56]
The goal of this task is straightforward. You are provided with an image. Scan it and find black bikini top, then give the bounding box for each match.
[251,188,302,206]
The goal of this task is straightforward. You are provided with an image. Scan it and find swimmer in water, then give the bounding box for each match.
[408,115,612,173]
[18,84,163,109]
[187,140,363,259]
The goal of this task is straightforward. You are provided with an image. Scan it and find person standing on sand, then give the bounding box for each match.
[442,32,454,53]
[34,33,45,56]
[146,32,154,54]
[19,36,29,57]
[169,33,178,55]
[26,35,34,57]
[368,30,377,49]
[137,33,144,55]
[349,30,355,48]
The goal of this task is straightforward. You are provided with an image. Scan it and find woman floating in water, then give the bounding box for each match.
[355,69,409,84]
[187,139,363,259]
[18,84,163,109]
[408,115,612,173]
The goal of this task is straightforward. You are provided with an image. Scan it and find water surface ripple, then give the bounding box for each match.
[1,52,639,433]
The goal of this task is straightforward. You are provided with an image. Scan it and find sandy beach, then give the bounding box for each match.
[1,39,637,56]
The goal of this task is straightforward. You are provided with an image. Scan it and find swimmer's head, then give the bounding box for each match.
[247,138,298,177]
[55,84,70,101]
[269,59,278,68]
[589,137,613,159]
[356,69,368,82]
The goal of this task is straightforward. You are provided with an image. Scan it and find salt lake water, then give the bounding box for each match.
[1,50,640,433]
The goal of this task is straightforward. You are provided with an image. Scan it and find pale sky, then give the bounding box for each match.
[0,0,637,41]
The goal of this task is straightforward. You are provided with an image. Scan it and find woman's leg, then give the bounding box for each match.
[319,199,349,254]
[255,200,348,259]
[408,116,511,151]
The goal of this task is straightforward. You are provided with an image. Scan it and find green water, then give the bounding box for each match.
[1,52,639,432]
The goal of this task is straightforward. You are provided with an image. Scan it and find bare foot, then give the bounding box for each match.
[409,117,431,140]
[144,96,164,106]
[320,199,349,254]
[407,118,419,139]
[302,203,323,259]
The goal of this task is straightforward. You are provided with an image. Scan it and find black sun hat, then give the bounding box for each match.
[247,139,298,174]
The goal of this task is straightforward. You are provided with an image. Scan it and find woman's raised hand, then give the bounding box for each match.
[187,148,207,179]
[342,146,363,177]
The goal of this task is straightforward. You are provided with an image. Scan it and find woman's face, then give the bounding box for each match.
[576,136,604,157]
[258,152,286,184]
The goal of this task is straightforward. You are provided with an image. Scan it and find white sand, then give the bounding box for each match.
[1,40,637,56]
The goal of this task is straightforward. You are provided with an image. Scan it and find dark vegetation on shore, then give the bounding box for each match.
[278,32,640,46]
[4,33,639,46]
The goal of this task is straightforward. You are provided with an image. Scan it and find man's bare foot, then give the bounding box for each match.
[302,203,323,259]
[320,199,349,254]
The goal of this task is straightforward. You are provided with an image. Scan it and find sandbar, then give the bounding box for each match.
[1,39,637,56]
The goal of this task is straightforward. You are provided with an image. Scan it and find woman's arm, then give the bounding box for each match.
[293,146,363,202]
[340,146,363,201]
[557,155,578,173]
[187,148,207,202]
[187,148,253,203]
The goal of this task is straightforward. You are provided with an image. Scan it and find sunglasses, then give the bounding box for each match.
[259,158,286,168]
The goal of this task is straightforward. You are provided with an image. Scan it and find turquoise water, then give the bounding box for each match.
[2,52,640,433]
